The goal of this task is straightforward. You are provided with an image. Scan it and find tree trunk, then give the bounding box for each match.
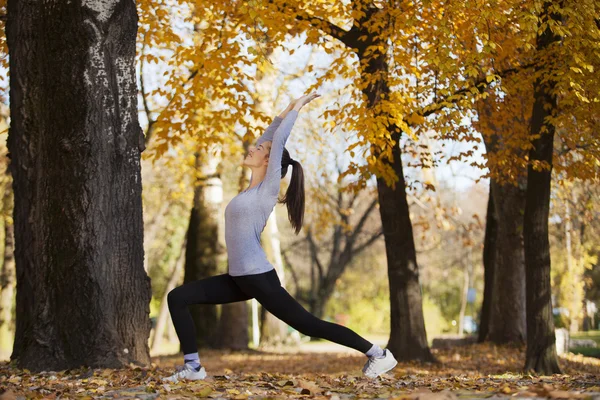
[458,262,470,335]
[345,4,433,362]
[260,212,288,346]
[309,286,331,321]
[183,149,222,348]
[479,192,496,342]
[7,0,151,371]
[488,180,527,343]
[216,301,249,350]
[477,95,527,344]
[377,170,433,362]
[215,145,250,350]
[151,240,186,354]
[523,1,561,374]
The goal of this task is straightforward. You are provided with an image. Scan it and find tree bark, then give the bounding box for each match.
[216,301,249,350]
[523,1,561,374]
[477,96,527,344]
[488,180,527,343]
[7,0,151,370]
[478,193,496,342]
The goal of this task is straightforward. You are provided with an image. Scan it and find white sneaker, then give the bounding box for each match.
[362,349,398,378]
[162,364,207,383]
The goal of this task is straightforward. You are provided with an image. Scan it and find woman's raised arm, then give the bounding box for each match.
[255,103,295,147]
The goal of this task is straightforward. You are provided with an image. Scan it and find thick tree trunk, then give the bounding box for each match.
[347,4,433,362]
[7,0,151,370]
[183,149,223,348]
[523,2,561,374]
[376,166,433,361]
[488,180,527,343]
[477,95,527,344]
[478,193,496,342]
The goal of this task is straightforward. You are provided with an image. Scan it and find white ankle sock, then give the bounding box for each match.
[365,344,385,358]
[183,352,201,371]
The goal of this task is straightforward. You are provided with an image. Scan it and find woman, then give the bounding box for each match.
[162,92,397,382]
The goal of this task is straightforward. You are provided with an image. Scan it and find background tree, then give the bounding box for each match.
[284,175,382,320]
[475,87,530,344]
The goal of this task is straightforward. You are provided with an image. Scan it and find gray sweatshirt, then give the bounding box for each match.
[225,110,299,276]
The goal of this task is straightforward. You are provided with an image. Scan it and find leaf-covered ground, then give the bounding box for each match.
[1,343,599,399]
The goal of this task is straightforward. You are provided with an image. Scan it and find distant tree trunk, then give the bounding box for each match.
[478,193,496,342]
[346,4,433,362]
[260,212,288,346]
[182,150,221,348]
[151,240,186,354]
[310,288,330,321]
[488,180,527,343]
[523,1,561,374]
[216,300,249,350]
[305,194,382,322]
[458,260,470,335]
[215,146,250,350]
[7,0,151,370]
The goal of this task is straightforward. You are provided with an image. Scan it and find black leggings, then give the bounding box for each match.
[167,269,373,355]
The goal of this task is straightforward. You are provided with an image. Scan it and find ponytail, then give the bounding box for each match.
[279,148,305,235]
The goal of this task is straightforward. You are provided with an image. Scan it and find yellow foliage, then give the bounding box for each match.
[0,0,597,189]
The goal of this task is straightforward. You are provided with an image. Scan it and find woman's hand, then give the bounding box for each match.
[291,92,320,111]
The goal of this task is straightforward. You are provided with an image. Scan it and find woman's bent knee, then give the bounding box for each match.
[167,287,185,309]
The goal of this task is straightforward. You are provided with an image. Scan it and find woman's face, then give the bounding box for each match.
[243,141,271,168]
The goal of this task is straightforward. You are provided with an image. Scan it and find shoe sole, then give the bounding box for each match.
[162,372,207,383]
[366,359,398,378]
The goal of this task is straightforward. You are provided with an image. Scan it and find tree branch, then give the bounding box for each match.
[270,0,350,46]
[349,197,378,244]
[353,230,384,254]
[293,10,350,46]
[281,248,304,300]
[306,228,325,282]
[417,64,533,120]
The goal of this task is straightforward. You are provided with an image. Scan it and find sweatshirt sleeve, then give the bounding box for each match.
[255,116,283,147]
[262,110,299,197]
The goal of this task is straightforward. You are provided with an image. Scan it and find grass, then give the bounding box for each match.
[570,330,600,358]
[571,330,600,343]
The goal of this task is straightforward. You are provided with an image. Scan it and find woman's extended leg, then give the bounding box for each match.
[232,269,398,378]
[167,274,251,355]
[232,269,372,353]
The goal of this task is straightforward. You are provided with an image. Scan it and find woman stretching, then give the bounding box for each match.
[162,93,397,382]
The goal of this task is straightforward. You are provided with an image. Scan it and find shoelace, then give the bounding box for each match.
[364,357,378,374]
[168,365,194,381]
